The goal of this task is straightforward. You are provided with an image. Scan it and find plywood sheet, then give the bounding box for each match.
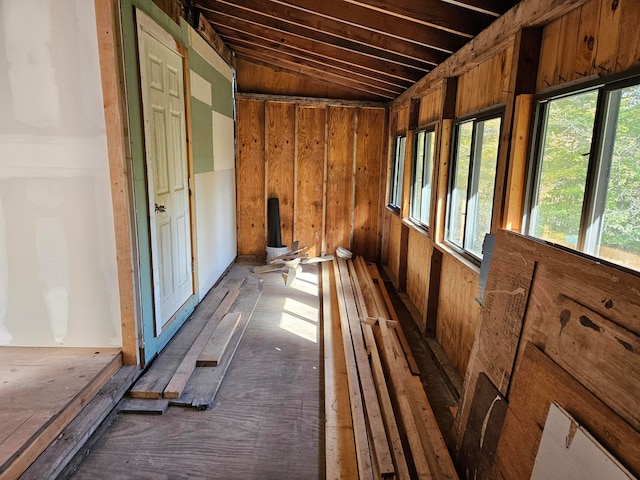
[236,99,266,256]
[266,102,296,249]
[325,106,355,254]
[436,252,481,377]
[493,343,640,479]
[406,227,431,323]
[352,107,384,261]
[295,106,325,257]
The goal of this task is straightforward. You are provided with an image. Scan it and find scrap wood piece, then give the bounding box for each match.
[337,258,395,479]
[163,285,241,399]
[119,398,169,415]
[355,256,387,318]
[367,263,421,376]
[196,312,242,367]
[253,263,284,274]
[331,259,374,480]
[322,262,358,480]
[130,286,230,398]
[176,276,263,410]
[376,318,432,479]
[301,255,334,264]
[268,245,309,263]
[363,323,411,480]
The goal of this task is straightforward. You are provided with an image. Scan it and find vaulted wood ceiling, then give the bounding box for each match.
[191,0,521,100]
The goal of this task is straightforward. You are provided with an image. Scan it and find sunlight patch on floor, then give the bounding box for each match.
[279,296,319,343]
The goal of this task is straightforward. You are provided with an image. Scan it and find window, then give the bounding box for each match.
[389,135,406,209]
[409,129,436,228]
[446,114,502,261]
[526,78,640,271]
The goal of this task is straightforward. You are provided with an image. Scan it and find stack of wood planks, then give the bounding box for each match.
[323,256,458,480]
[126,274,262,411]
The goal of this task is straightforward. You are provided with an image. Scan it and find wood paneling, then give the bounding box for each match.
[325,107,356,254]
[236,58,385,102]
[537,0,640,92]
[295,106,326,257]
[266,102,296,249]
[387,214,403,284]
[353,108,384,261]
[418,85,444,126]
[406,227,431,328]
[456,46,513,116]
[436,253,480,377]
[494,343,640,479]
[236,101,384,259]
[236,99,266,256]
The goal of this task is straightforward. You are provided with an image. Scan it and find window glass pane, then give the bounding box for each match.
[448,121,473,248]
[411,131,426,220]
[532,91,598,248]
[465,117,501,257]
[598,85,640,270]
[390,136,405,208]
[410,130,434,227]
[420,131,435,225]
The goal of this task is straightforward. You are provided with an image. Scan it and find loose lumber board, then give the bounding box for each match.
[347,259,405,479]
[367,262,421,375]
[0,348,122,480]
[118,398,169,415]
[196,312,242,367]
[363,324,411,480]
[236,99,266,256]
[493,343,640,479]
[352,107,384,262]
[19,365,140,480]
[172,276,263,409]
[163,287,241,399]
[331,259,374,479]
[130,285,230,398]
[295,105,325,257]
[325,107,356,255]
[376,317,432,479]
[322,262,359,480]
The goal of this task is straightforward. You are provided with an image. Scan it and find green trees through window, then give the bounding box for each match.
[447,114,502,261]
[528,81,640,271]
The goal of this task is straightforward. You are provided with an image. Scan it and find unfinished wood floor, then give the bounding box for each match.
[0,347,122,479]
[69,262,322,480]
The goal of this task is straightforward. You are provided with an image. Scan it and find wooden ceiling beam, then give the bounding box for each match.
[232,47,401,99]
[195,0,456,63]
[343,0,495,37]
[229,41,405,96]
[442,0,514,17]
[209,14,424,84]
[200,6,439,71]
[261,0,467,52]
[219,31,413,89]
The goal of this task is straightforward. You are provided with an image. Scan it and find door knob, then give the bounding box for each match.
[155,203,166,213]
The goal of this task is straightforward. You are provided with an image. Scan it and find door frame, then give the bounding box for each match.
[136,10,195,336]
[117,2,200,366]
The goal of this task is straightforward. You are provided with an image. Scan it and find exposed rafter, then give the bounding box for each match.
[193,0,521,101]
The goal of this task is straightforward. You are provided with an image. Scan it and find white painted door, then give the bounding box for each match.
[137,18,193,333]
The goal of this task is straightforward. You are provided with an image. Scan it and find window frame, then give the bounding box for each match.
[408,125,437,232]
[388,134,406,211]
[523,72,640,272]
[445,109,504,264]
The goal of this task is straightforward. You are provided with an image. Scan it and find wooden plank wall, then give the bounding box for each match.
[381,0,640,379]
[236,98,385,260]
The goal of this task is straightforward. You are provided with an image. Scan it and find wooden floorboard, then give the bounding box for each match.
[69,263,322,480]
[0,347,122,480]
